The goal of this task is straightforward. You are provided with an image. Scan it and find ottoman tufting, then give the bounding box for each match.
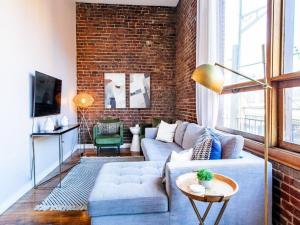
[88,161,169,225]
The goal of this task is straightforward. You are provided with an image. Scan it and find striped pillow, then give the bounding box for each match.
[97,122,120,135]
[192,129,213,160]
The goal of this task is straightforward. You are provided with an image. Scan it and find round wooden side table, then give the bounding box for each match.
[176,172,239,225]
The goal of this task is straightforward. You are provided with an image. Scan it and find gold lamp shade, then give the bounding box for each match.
[73,93,94,108]
[191,64,224,94]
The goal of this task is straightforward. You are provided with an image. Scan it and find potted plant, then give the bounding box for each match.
[197,168,214,189]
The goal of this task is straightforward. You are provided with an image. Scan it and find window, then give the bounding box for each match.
[218,90,264,137]
[216,0,267,139]
[277,0,300,153]
[221,0,267,85]
[284,87,300,145]
[283,0,300,73]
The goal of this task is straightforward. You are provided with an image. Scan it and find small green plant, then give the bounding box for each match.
[197,168,214,181]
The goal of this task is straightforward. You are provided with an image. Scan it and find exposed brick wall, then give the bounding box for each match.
[76,3,176,143]
[175,0,197,123]
[273,161,300,225]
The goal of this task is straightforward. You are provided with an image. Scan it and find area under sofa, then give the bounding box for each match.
[88,122,272,225]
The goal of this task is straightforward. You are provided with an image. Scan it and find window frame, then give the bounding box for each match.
[216,0,300,154]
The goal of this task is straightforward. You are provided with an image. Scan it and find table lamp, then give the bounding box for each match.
[192,62,271,225]
[73,93,94,152]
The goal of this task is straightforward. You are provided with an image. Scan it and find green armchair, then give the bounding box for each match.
[93,118,124,155]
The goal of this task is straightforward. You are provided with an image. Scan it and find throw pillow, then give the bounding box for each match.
[192,129,213,160]
[156,120,177,143]
[170,148,193,162]
[174,121,189,146]
[161,148,192,183]
[97,122,120,135]
[207,129,222,160]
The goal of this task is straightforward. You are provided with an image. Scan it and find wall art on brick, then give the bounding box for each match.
[104,73,126,109]
[130,73,150,108]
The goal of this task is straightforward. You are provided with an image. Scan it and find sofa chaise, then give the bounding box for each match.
[88,122,272,225]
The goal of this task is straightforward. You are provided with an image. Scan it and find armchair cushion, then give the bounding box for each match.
[96,122,120,135]
[95,134,122,145]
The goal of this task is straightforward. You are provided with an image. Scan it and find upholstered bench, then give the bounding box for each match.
[88,161,169,225]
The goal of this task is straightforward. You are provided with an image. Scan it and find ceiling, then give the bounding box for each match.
[76,0,179,7]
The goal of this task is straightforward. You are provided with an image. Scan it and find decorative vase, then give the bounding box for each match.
[61,115,69,126]
[44,118,54,132]
[199,180,212,189]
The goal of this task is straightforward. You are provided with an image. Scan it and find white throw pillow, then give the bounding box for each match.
[170,148,193,162]
[156,120,178,143]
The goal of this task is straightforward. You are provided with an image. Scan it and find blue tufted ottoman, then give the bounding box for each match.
[88,161,169,225]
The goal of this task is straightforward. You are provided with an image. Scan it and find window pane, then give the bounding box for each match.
[221,0,267,85]
[284,87,300,144]
[217,90,264,135]
[283,0,300,73]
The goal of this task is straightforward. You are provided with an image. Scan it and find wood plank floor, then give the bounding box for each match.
[0,148,142,225]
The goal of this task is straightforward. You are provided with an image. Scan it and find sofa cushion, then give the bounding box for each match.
[88,161,167,217]
[174,121,189,147]
[141,138,183,161]
[215,131,244,159]
[182,123,205,149]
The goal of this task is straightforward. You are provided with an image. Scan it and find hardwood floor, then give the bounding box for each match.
[0,148,142,225]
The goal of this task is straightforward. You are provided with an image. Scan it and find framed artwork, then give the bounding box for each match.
[130,73,150,108]
[104,73,126,109]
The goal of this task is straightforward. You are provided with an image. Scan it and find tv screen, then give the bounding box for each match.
[33,71,62,117]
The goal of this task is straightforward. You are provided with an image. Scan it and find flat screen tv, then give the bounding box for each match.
[33,71,62,117]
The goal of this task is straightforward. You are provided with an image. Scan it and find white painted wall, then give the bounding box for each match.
[0,0,77,214]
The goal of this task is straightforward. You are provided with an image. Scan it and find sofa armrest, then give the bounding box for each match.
[144,127,158,139]
[165,154,272,225]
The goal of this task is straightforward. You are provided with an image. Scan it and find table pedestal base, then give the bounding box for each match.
[130,134,140,152]
[189,198,229,225]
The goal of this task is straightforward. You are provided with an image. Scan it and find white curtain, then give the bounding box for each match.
[196,0,220,127]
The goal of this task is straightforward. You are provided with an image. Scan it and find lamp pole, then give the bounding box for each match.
[214,62,271,225]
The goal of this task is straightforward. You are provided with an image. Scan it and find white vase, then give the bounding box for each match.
[44,118,55,132]
[199,180,212,189]
[61,115,69,126]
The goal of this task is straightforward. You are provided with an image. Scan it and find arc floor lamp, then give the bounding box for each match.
[192,62,272,225]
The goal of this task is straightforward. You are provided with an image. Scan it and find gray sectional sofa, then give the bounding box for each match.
[88,122,272,225]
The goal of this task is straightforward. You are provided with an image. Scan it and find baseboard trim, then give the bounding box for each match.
[77,143,131,149]
[0,146,76,215]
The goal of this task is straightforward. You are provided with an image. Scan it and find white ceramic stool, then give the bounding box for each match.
[130,125,141,152]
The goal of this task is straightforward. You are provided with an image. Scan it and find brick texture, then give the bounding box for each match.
[175,0,197,123]
[76,3,176,143]
[272,161,300,225]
